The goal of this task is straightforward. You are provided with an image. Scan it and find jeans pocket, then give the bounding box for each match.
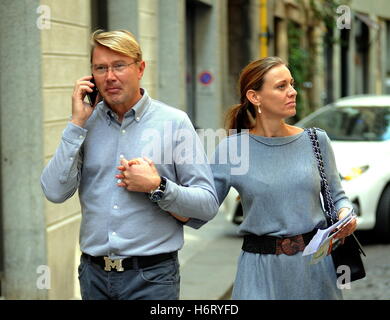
[140,258,180,285]
[78,258,88,280]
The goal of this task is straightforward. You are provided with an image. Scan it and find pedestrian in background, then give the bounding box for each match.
[41,29,218,300]
[210,57,357,299]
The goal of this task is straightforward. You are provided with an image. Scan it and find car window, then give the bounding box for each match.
[298,106,390,141]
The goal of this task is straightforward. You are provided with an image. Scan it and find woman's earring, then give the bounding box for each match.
[257,104,262,114]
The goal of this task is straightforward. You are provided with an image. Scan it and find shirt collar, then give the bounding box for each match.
[128,88,150,122]
[100,88,151,123]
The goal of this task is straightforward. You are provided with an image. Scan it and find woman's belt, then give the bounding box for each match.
[242,230,317,256]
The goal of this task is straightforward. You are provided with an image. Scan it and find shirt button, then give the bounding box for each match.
[70,157,73,161]
[112,232,117,236]
[119,154,124,159]
[113,205,118,210]
[79,135,84,139]
[117,179,122,184]
[136,117,140,121]
[121,129,126,134]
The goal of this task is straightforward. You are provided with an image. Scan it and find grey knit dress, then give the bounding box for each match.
[211,129,352,300]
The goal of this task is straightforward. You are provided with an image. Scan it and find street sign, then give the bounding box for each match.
[198,71,213,86]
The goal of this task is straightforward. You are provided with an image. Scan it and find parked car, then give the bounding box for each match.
[222,95,390,242]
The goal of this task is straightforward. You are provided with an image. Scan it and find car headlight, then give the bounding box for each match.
[341,165,369,181]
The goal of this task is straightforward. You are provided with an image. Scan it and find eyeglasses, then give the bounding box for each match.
[92,62,137,76]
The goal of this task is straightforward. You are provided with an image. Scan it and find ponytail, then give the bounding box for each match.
[225,102,256,134]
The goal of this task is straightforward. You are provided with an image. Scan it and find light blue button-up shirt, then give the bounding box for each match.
[41,89,219,258]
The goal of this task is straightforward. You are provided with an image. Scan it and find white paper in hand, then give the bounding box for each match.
[302,228,329,256]
[309,238,332,264]
[302,209,354,259]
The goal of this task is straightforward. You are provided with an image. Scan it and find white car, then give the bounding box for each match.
[222,95,390,242]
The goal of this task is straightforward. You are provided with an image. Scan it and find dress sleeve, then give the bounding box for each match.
[210,138,232,205]
[319,130,353,212]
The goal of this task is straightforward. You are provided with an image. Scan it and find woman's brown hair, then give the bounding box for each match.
[225,56,286,133]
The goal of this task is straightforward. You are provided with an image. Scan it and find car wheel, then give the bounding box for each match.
[374,185,390,243]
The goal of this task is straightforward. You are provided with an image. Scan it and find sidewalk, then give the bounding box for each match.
[178,211,242,300]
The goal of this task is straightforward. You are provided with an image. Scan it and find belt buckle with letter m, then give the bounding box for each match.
[104,257,124,272]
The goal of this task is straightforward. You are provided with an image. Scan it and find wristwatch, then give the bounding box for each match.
[149,176,167,202]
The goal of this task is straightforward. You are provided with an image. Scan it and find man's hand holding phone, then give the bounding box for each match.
[87,77,99,107]
[71,75,100,128]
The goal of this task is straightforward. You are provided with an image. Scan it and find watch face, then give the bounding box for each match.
[150,190,164,202]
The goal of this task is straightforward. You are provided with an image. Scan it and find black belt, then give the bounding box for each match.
[82,252,177,272]
[242,229,317,256]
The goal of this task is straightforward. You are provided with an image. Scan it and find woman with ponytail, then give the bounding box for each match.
[211,57,356,299]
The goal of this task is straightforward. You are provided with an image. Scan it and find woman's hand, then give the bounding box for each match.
[333,207,357,240]
[169,212,190,223]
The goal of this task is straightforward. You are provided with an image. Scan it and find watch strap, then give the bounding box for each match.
[149,176,167,202]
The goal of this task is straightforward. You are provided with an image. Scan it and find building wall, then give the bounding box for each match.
[266,0,390,112]
[352,0,390,19]
[40,0,90,299]
[327,0,390,100]
[158,0,186,111]
[139,0,159,99]
[0,0,46,299]
[193,1,227,129]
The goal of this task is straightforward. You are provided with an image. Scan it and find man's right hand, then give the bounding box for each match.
[71,75,97,127]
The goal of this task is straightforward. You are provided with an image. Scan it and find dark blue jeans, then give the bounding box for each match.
[78,253,180,300]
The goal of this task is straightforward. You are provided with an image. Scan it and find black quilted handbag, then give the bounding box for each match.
[307,128,366,282]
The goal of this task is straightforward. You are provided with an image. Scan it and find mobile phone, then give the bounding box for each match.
[87,77,99,106]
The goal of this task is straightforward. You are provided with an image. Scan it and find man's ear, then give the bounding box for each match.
[137,60,146,80]
[246,89,261,106]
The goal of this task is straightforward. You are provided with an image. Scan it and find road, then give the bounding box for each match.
[342,231,390,300]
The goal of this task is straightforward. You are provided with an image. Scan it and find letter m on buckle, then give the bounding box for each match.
[104,257,124,272]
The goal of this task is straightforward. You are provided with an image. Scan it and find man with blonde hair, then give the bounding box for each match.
[41,29,219,300]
